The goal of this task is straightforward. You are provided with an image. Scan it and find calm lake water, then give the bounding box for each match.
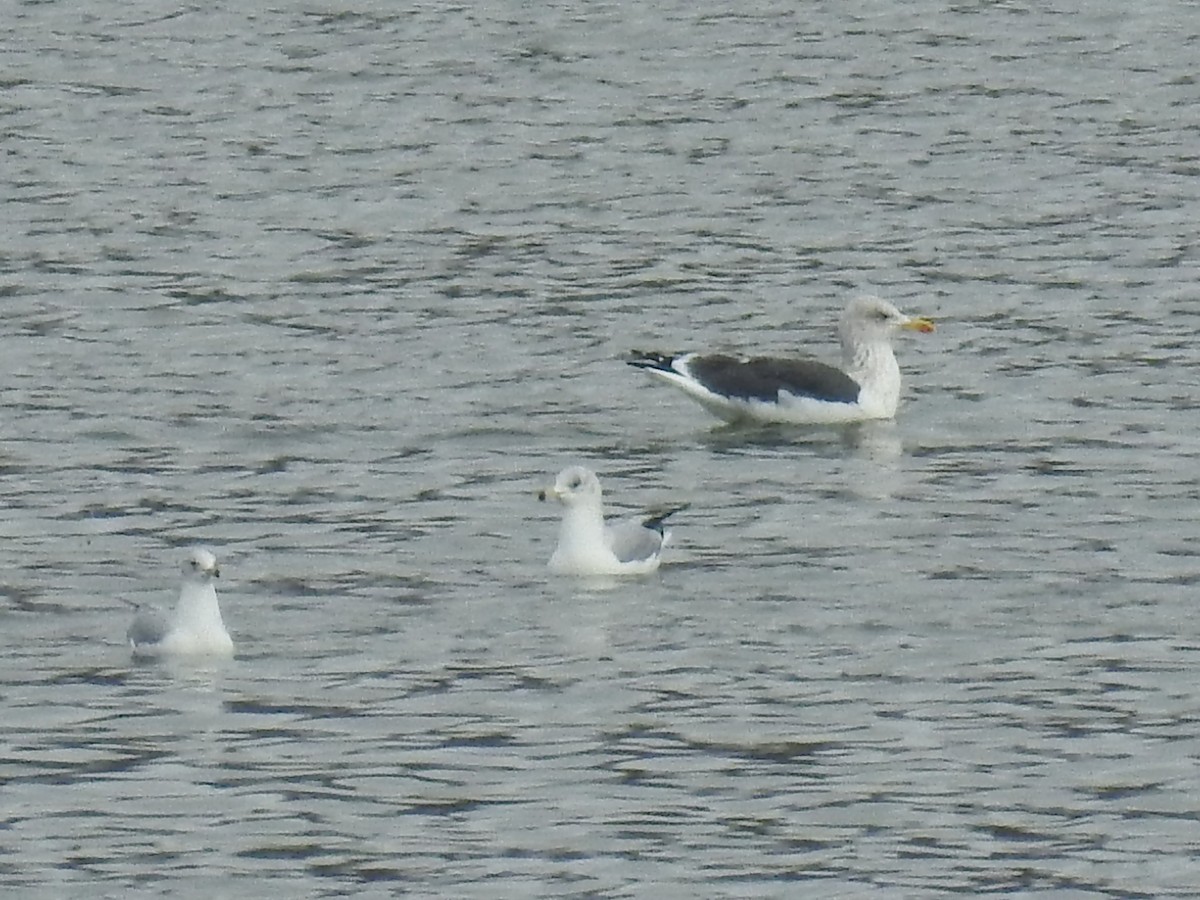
[4,0,1200,897]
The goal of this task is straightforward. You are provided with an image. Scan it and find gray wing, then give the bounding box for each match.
[127,604,171,648]
[606,518,665,565]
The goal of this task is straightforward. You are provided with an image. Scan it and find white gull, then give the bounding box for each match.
[126,548,233,659]
[539,466,686,576]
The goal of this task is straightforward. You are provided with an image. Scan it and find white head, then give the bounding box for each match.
[539,466,603,510]
[839,295,935,347]
[181,547,220,583]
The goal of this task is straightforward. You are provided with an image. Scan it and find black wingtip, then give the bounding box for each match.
[640,502,690,534]
[627,350,679,372]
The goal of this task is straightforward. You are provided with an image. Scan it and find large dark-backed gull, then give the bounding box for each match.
[538,466,687,576]
[628,295,934,425]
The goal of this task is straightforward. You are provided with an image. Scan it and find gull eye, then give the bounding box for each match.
[568,475,582,488]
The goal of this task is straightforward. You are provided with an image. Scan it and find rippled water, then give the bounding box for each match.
[4,0,1200,896]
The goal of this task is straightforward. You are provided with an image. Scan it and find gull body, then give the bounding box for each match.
[539,466,685,576]
[127,548,233,659]
[628,295,934,425]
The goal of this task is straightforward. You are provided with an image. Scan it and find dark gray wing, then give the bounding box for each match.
[685,355,862,404]
[127,605,171,648]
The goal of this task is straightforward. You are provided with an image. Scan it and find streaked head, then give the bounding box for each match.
[182,547,220,581]
[538,466,603,508]
[841,295,935,341]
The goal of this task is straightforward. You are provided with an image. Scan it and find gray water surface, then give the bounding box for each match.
[4,1,1200,897]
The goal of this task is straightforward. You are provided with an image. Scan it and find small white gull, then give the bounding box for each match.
[628,295,934,425]
[539,466,686,576]
[126,548,233,659]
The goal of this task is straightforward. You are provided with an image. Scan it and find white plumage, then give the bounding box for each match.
[628,295,934,425]
[539,466,686,576]
[126,548,233,659]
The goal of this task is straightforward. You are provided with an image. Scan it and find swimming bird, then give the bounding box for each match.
[539,466,686,576]
[628,295,934,425]
[126,548,233,659]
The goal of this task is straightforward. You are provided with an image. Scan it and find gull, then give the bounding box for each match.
[628,295,934,425]
[539,466,687,576]
[126,548,233,659]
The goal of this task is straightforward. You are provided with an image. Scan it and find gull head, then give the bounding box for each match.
[181,547,220,582]
[840,295,935,345]
[538,466,603,509]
